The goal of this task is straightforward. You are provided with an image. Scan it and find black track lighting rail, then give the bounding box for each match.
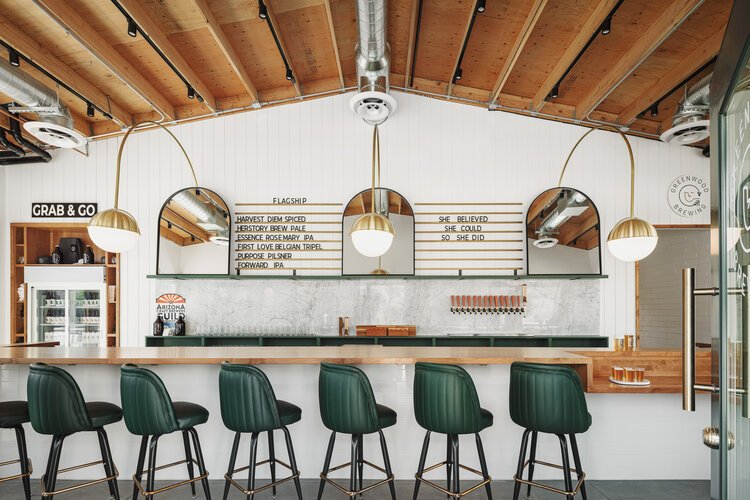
[408,0,425,88]
[110,0,204,103]
[546,0,624,102]
[451,1,484,85]
[258,0,296,84]
[0,41,113,120]
[637,57,716,119]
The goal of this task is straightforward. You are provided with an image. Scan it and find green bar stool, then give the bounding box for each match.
[412,362,493,500]
[120,364,211,500]
[317,362,397,500]
[218,362,303,500]
[0,400,32,500]
[509,362,592,500]
[27,363,121,499]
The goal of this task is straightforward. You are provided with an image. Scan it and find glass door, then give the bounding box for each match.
[68,288,105,347]
[34,288,67,345]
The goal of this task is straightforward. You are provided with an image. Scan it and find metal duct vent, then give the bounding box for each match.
[0,58,86,149]
[171,189,230,246]
[660,74,711,146]
[533,191,588,248]
[349,0,397,125]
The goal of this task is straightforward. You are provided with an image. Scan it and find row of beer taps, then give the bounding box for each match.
[450,284,527,315]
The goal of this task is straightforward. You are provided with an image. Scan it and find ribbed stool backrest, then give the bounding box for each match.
[318,362,381,434]
[27,363,91,435]
[509,362,591,435]
[219,362,281,433]
[413,362,484,435]
[120,364,179,436]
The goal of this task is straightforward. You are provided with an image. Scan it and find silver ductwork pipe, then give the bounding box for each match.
[538,191,587,234]
[171,190,229,233]
[355,0,390,93]
[682,74,711,108]
[0,57,74,130]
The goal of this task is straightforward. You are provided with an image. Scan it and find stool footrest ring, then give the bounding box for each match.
[0,458,32,483]
[415,460,491,498]
[225,457,300,496]
[133,458,208,497]
[41,460,118,497]
[320,460,394,498]
[513,459,586,496]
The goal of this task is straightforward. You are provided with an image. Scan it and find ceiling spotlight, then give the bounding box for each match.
[476,0,486,13]
[549,84,560,100]
[86,102,95,118]
[650,103,659,117]
[197,94,204,103]
[601,16,612,35]
[127,18,137,37]
[187,86,196,99]
[258,0,268,19]
[285,67,294,81]
[454,68,463,82]
[9,49,20,67]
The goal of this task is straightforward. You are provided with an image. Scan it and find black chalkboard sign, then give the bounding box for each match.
[31,203,98,218]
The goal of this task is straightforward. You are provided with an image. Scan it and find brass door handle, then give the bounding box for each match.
[682,268,718,411]
[703,426,735,450]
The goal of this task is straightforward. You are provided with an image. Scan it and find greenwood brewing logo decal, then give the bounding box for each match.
[668,175,709,217]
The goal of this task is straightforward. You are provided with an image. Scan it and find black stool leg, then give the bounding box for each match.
[268,430,277,497]
[451,435,460,497]
[475,433,492,500]
[224,432,241,500]
[512,429,531,500]
[569,434,587,500]
[47,435,65,500]
[526,431,538,499]
[145,435,160,500]
[247,432,259,500]
[349,434,359,495]
[378,430,397,500]
[13,426,31,500]
[183,430,197,497]
[132,436,149,500]
[446,435,452,496]
[358,434,364,495]
[317,432,336,500]
[188,428,212,500]
[558,434,573,498]
[281,426,303,500]
[413,431,431,500]
[97,428,120,500]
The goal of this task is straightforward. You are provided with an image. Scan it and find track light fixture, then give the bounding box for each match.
[454,68,463,82]
[258,0,268,19]
[187,86,196,99]
[127,18,137,37]
[549,84,560,100]
[601,16,612,35]
[650,103,659,117]
[285,67,294,81]
[8,49,19,67]
[476,0,486,13]
[86,102,95,118]
[197,94,204,103]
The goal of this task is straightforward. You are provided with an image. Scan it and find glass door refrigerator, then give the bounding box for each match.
[28,284,107,347]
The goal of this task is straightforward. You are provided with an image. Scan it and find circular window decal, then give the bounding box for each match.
[668,174,709,217]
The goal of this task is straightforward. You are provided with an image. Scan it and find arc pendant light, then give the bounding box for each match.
[350,125,395,258]
[88,121,198,253]
[558,124,658,262]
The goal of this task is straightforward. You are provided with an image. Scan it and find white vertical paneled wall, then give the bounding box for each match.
[0,92,709,345]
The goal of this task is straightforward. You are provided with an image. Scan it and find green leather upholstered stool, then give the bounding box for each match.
[0,400,32,500]
[509,362,592,500]
[218,362,303,500]
[317,362,397,500]
[27,363,121,499]
[412,362,493,500]
[120,364,211,500]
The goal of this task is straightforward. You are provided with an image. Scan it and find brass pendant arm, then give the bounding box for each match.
[557,124,635,218]
[114,121,199,208]
[371,125,381,214]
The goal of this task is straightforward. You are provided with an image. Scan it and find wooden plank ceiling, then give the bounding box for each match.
[0,0,732,146]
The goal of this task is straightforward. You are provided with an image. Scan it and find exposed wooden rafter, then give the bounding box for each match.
[187,0,260,104]
[403,0,421,89]
[447,0,478,98]
[489,0,548,105]
[574,0,704,120]
[323,0,345,89]
[265,0,302,97]
[31,0,176,119]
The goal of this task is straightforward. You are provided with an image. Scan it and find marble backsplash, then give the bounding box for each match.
[153,279,601,337]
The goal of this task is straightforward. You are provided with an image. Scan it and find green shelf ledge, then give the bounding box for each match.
[146,274,608,281]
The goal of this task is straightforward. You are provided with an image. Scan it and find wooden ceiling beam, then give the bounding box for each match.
[529,0,619,113]
[574,0,704,120]
[161,207,210,242]
[116,0,217,110]
[0,14,132,128]
[323,0,345,89]
[616,28,723,126]
[447,0,478,98]
[265,0,303,97]
[489,0,548,105]
[32,0,176,120]
[187,0,260,104]
[403,0,421,89]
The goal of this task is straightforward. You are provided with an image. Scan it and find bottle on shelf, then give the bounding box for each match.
[51,246,63,264]
[83,246,95,264]
[174,314,186,336]
[153,315,164,337]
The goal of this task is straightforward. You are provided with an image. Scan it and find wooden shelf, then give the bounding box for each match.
[22,264,106,268]
[147,274,609,281]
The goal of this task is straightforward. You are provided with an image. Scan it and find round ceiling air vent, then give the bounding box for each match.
[660,119,710,146]
[23,121,87,149]
[349,91,398,125]
[209,235,229,246]
[533,236,558,249]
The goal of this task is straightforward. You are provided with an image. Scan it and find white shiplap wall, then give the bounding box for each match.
[0,92,709,346]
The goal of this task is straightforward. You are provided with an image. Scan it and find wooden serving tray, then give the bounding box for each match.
[608,376,651,387]
[356,325,417,337]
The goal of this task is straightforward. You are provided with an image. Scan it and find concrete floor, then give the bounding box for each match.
[0,478,710,499]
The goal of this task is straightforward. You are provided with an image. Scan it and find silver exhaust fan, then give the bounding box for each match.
[0,58,86,149]
[660,74,711,146]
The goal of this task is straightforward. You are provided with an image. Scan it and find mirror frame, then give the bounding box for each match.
[525,186,603,276]
[341,187,416,276]
[155,187,232,276]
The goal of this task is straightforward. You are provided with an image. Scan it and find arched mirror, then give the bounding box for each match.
[342,188,415,275]
[156,187,231,275]
[526,187,601,275]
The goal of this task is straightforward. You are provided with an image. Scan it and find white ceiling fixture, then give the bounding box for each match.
[660,74,711,146]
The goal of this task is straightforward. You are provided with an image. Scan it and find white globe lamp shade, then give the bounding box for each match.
[87,208,141,253]
[606,217,658,262]
[350,213,395,258]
